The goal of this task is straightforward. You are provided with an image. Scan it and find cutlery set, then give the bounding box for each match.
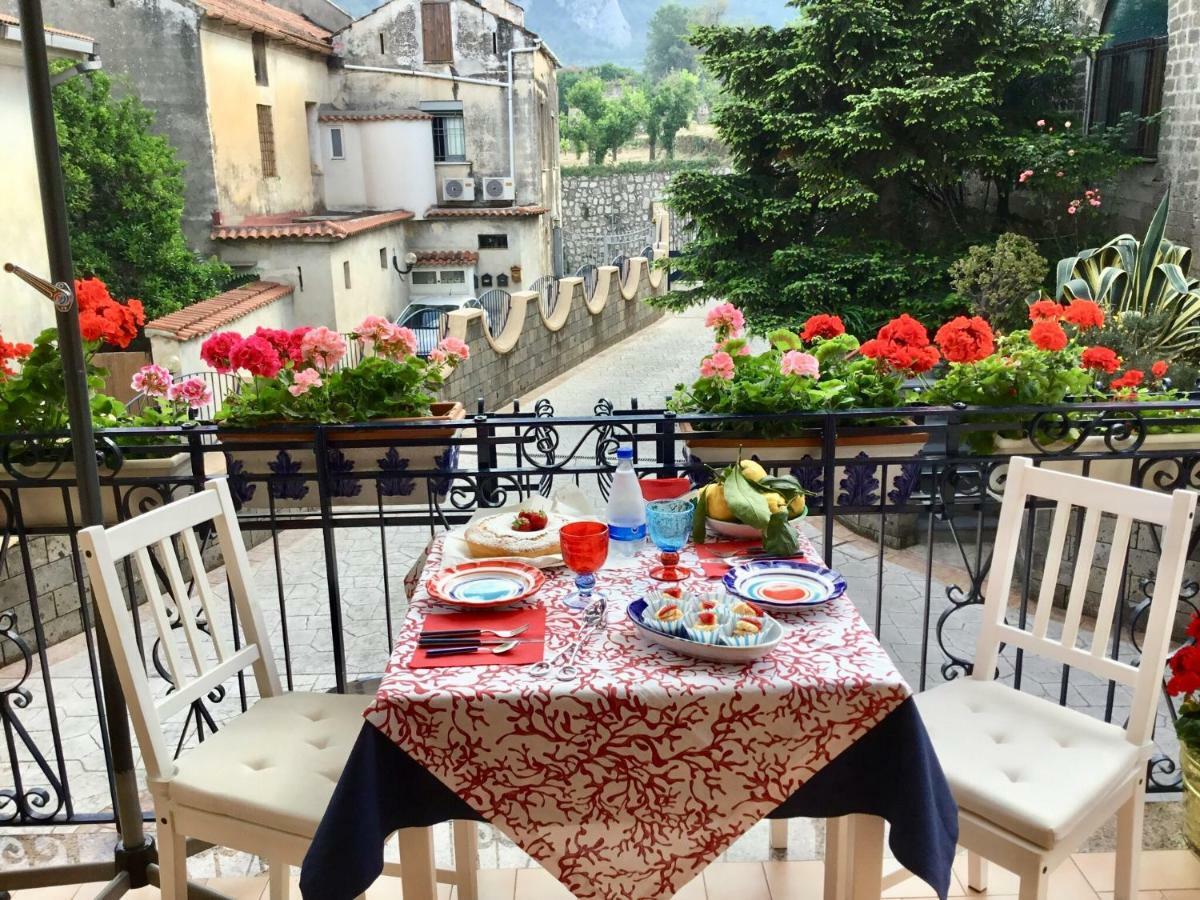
[418,623,533,658]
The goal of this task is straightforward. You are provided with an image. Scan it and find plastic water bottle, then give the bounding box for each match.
[606,447,647,559]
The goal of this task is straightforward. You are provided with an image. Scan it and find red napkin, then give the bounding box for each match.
[408,606,547,669]
[694,540,808,578]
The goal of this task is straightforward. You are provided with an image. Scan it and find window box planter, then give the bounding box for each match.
[221,401,466,510]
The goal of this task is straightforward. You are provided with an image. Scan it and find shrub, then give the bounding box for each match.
[949,233,1049,333]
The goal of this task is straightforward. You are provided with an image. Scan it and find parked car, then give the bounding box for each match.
[396,295,482,356]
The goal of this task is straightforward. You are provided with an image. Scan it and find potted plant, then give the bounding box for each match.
[208,317,469,509]
[1167,614,1200,855]
[671,307,930,508]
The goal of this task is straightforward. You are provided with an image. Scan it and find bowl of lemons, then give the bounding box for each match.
[695,457,808,555]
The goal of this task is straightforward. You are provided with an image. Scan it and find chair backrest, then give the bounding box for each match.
[975,456,1196,746]
[79,478,281,782]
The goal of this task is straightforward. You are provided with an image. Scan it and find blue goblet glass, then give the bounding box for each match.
[645,498,696,582]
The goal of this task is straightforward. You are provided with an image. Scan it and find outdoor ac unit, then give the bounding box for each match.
[442,178,476,201]
[481,176,516,201]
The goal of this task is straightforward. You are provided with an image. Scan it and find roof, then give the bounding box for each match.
[318,109,431,123]
[197,0,333,56]
[212,209,414,241]
[145,281,294,340]
[413,250,480,267]
[0,12,95,47]
[425,206,549,219]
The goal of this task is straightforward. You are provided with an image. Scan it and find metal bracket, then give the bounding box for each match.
[3,262,74,311]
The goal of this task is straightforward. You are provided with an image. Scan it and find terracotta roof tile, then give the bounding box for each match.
[145,281,294,341]
[198,0,332,55]
[413,250,480,267]
[0,12,95,42]
[319,109,432,122]
[212,209,414,241]
[425,205,549,219]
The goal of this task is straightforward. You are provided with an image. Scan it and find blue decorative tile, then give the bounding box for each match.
[838,451,880,506]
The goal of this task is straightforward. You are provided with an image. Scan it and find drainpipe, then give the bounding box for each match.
[508,41,541,182]
[343,63,504,88]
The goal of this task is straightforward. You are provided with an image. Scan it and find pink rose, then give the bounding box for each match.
[166,376,214,410]
[1018,169,1034,184]
[131,364,173,397]
[300,326,348,371]
[699,351,735,380]
[288,368,323,397]
[780,350,820,379]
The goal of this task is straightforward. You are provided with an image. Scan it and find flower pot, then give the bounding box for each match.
[220,402,466,511]
[1184,742,1200,856]
[0,451,195,529]
[681,422,928,509]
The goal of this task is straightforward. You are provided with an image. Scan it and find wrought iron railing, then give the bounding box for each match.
[3,398,1200,826]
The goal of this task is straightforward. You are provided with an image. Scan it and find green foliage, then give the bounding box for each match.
[645,2,701,79]
[1093,309,1199,385]
[646,70,701,159]
[52,69,231,320]
[563,77,649,164]
[561,157,720,177]
[949,233,1049,333]
[1057,187,1200,360]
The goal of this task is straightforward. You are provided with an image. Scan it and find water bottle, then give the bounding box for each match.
[606,447,647,558]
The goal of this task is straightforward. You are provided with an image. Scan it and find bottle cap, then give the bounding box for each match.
[616,447,634,460]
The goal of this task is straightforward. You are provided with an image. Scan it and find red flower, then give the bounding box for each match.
[1168,628,1200,697]
[74,277,145,349]
[1062,299,1105,330]
[1110,369,1144,391]
[861,314,940,374]
[1028,299,1064,321]
[254,327,304,365]
[1152,360,1170,380]
[228,335,283,378]
[876,313,930,347]
[1081,346,1121,374]
[200,331,243,374]
[935,316,994,364]
[1029,319,1068,352]
[0,338,33,377]
[801,314,846,342]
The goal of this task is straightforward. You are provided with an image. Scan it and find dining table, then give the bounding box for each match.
[299,532,958,900]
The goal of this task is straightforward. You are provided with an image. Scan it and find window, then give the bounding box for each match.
[478,234,508,250]
[421,2,453,63]
[380,247,388,268]
[252,33,268,85]
[440,269,466,285]
[256,105,277,177]
[431,114,466,162]
[412,269,466,285]
[413,271,438,285]
[343,260,352,289]
[1089,0,1168,157]
[330,127,345,160]
[297,266,304,291]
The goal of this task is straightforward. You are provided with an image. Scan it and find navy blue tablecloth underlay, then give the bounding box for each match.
[300,696,958,899]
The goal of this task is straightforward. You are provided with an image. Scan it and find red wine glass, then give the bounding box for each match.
[559,521,609,611]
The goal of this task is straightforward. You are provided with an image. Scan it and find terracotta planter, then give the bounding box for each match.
[0,451,194,528]
[681,422,928,508]
[221,402,467,510]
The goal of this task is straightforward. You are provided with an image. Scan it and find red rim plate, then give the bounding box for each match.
[426,560,546,609]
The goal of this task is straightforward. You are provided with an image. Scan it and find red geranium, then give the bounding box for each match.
[1110,369,1144,391]
[935,316,994,364]
[801,314,846,342]
[0,338,33,377]
[1062,299,1105,330]
[1029,319,1068,352]
[1168,620,1200,697]
[1152,360,1170,380]
[200,331,242,374]
[254,327,304,365]
[1028,299,1064,321]
[228,335,283,379]
[1080,346,1121,374]
[860,314,940,374]
[74,277,145,349]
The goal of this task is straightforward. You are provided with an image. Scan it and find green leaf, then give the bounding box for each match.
[693,485,708,545]
[723,464,771,529]
[762,511,800,557]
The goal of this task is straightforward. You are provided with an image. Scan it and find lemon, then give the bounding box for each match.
[788,494,806,518]
[702,483,735,521]
[762,491,788,515]
[739,459,768,483]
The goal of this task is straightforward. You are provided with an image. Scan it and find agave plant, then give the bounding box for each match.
[1056,186,1200,357]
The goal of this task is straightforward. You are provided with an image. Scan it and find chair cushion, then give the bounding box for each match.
[168,691,369,838]
[915,679,1143,850]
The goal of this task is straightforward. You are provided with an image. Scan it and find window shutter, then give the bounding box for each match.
[422,3,452,63]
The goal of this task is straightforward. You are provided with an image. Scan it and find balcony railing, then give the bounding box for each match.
[2,397,1200,826]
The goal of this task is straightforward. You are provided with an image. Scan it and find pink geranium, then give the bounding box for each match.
[200,331,241,374]
[354,315,392,344]
[300,327,348,371]
[704,302,745,338]
[288,368,323,397]
[229,335,283,379]
[780,351,820,378]
[429,336,470,366]
[131,364,173,397]
[166,377,214,410]
[376,324,420,361]
[700,351,735,380]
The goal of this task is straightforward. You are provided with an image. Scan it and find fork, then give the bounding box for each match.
[420,623,530,641]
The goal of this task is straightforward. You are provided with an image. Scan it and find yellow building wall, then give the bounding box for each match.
[200,22,331,220]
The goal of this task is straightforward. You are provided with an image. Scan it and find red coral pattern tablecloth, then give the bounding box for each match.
[366,535,910,899]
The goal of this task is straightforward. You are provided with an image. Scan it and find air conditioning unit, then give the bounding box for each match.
[481,176,516,201]
[442,177,476,202]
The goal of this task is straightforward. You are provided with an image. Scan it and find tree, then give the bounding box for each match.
[665,0,1121,332]
[53,69,231,320]
[563,77,648,165]
[645,3,699,80]
[646,70,701,160]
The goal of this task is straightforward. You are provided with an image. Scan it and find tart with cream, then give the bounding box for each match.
[465,507,567,559]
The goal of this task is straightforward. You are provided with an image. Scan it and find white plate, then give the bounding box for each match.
[627,598,784,663]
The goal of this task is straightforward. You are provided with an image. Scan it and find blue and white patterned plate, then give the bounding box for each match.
[426,561,545,608]
[722,560,846,611]
[627,598,784,663]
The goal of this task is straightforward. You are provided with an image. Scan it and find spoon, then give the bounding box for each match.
[424,640,519,659]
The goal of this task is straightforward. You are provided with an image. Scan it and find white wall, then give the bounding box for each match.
[149,296,296,375]
[408,217,548,289]
[321,118,437,214]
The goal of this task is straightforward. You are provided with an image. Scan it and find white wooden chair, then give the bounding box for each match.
[915,456,1196,900]
[79,478,480,900]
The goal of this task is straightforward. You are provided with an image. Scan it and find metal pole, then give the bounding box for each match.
[15,0,152,878]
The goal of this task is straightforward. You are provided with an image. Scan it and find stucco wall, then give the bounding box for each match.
[150,294,296,375]
[201,20,332,221]
[408,216,549,286]
[321,118,438,213]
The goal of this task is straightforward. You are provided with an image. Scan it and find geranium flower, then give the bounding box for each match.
[780,351,820,378]
[1081,346,1121,374]
[0,339,32,377]
[375,324,420,361]
[800,314,846,342]
[699,351,735,380]
[935,316,994,364]
[1153,360,1170,379]
[288,368,323,397]
[714,339,751,357]
[1029,319,1068,352]
[1111,369,1144,391]
[166,377,214,410]
[300,327,348,372]
[74,277,145,348]
[254,327,303,365]
[131,364,173,397]
[437,336,470,361]
[704,303,745,338]
[860,314,940,374]
[1062,299,1104,330]
[354,315,392,344]
[1028,300,1063,321]
[229,335,284,379]
[200,331,242,374]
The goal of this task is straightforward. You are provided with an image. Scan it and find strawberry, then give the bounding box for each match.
[511,509,548,532]
[663,586,685,600]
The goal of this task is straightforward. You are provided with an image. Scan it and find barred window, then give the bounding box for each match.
[432,114,466,162]
[256,105,277,177]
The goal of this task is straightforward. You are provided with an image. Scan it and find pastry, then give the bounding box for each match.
[732,617,764,637]
[730,600,761,617]
[693,611,721,634]
[465,507,567,559]
[661,586,686,601]
[655,603,685,624]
